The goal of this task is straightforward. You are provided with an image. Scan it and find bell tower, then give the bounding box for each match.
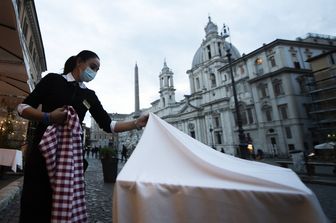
[159,59,176,108]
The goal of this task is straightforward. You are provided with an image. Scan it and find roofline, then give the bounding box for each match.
[30,0,47,71]
[306,48,336,62]
[219,38,336,71]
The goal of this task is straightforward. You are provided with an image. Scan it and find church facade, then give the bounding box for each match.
[90,17,336,157]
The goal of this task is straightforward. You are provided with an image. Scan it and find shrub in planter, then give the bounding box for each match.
[100,147,118,183]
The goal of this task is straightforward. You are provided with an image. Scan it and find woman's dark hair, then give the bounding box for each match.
[62,50,99,75]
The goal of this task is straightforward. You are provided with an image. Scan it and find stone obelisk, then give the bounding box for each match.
[133,63,140,118]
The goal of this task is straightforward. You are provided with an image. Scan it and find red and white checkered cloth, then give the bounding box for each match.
[39,106,87,223]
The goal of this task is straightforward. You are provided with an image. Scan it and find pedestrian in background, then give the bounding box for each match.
[17,50,148,222]
[121,144,128,162]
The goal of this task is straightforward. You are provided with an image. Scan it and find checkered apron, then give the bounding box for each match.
[39,106,87,223]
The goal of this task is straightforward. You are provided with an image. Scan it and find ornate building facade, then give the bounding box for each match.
[0,0,46,148]
[90,17,336,157]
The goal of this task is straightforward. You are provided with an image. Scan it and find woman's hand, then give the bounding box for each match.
[114,114,149,132]
[50,107,67,125]
[135,114,149,129]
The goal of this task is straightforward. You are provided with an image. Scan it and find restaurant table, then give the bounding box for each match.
[113,113,328,223]
[0,148,22,172]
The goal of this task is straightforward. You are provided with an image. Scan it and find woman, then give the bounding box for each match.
[18,50,148,222]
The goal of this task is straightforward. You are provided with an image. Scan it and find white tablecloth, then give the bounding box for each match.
[0,148,22,172]
[113,113,328,223]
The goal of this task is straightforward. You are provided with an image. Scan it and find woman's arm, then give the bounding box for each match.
[87,90,149,133]
[114,114,149,133]
[21,106,67,125]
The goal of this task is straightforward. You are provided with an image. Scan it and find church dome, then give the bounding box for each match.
[191,17,241,69]
[192,47,203,69]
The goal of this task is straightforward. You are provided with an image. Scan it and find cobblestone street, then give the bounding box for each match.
[306,183,336,222]
[0,157,335,223]
[84,157,114,223]
[0,157,117,223]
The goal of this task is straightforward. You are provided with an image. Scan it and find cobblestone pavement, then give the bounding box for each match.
[0,157,117,223]
[85,157,114,223]
[0,157,335,223]
[306,183,336,222]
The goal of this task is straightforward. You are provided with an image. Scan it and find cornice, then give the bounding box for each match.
[248,67,312,83]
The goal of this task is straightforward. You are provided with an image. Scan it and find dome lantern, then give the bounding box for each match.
[204,16,218,38]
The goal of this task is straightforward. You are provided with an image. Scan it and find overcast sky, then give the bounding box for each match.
[34,0,335,124]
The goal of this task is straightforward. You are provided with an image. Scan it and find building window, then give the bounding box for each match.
[246,108,254,124]
[292,53,301,69]
[272,79,284,96]
[288,144,295,151]
[160,77,164,87]
[269,56,276,67]
[222,73,227,82]
[285,127,292,138]
[218,42,222,57]
[239,65,245,74]
[233,105,254,126]
[294,61,301,69]
[190,131,195,139]
[167,76,171,87]
[239,106,248,126]
[296,76,308,94]
[22,17,28,39]
[256,58,263,65]
[233,112,238,126]
[195,77,200,89]
[214,131,222,144]
[255,58,264,75]
[16,0,21,13]
[207,45,211,59]
[258,83,269,98]
[210,73,216,88]
[29,38,34,54]
[213,116,221,128]
[264,108,273,121]
[278,104,289,120]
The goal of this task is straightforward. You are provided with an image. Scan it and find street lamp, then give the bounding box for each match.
[224,24,247,158]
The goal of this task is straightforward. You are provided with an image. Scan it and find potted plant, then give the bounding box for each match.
[100,147,118,183]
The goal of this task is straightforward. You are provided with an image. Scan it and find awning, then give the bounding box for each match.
[0,0,30,113]
[314,142,336,150]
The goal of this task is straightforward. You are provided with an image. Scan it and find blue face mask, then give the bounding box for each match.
[80,67,96,82]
